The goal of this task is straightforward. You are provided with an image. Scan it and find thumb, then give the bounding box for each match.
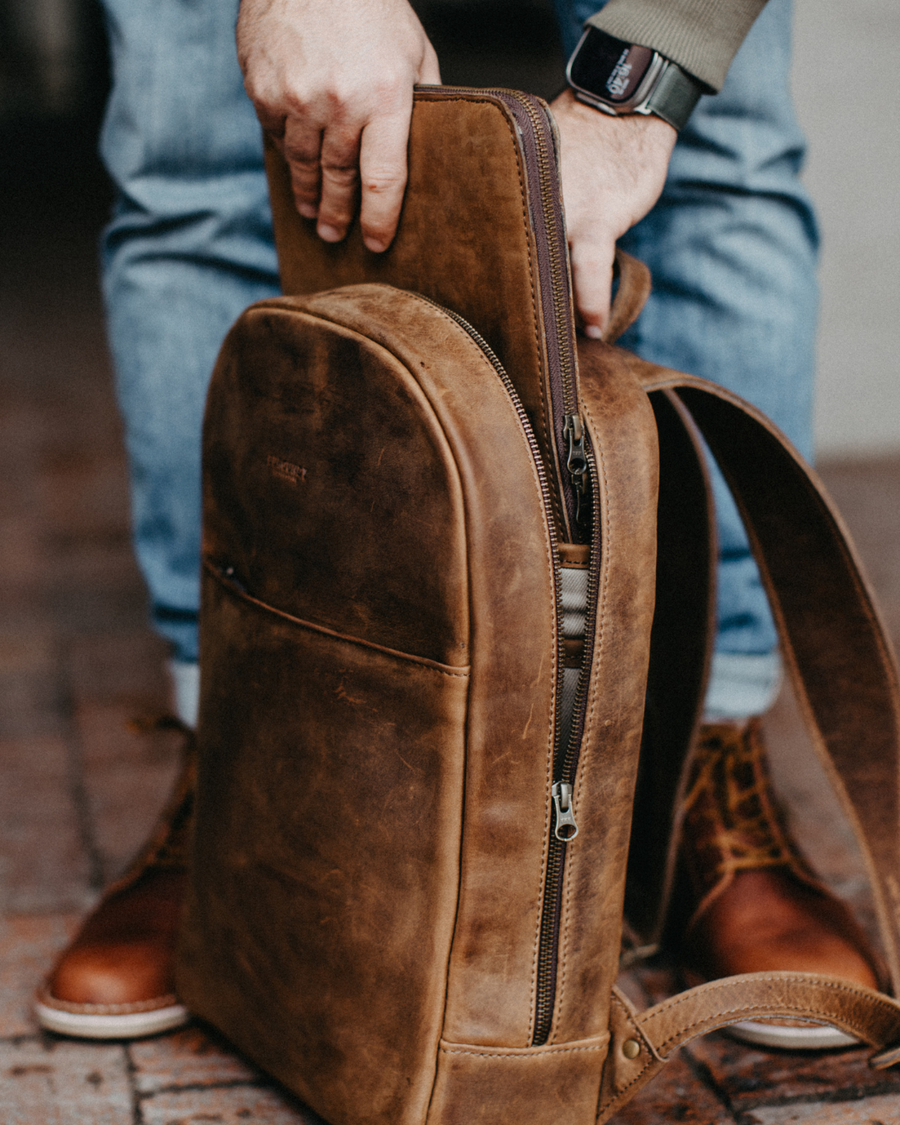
[418,41,441,85]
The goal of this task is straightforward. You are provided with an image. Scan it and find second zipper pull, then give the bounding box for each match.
[552,781,578,841]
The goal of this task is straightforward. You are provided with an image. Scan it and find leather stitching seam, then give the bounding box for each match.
[490,105,561,539]
[596,993,657,1115]
[439,1045,605,1057]
[553,398,613,1038]
[640,978,900,1054]
[414,94,554,533]
[374,285,557,1044]
[655,1005,879,1055]
[206,563,470,678]
[676,378,900,977]
[644,975,899,1018]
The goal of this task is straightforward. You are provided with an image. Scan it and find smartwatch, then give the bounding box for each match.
[566,26,706,131]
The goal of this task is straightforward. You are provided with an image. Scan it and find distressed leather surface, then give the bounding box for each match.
[428,1035,609,1125]
[180,285,574,1124]
[648,365,900,994]
[180,571,468,1125]
[578,345,714,951]
[201,301,469,665]
[576,342,900,995]
[598,973,900,1120]
[184,293,900,1125]
[182,83,900,1124]
[299,287,559,1050]
[266,91,563,529]
[545,340,659,1046]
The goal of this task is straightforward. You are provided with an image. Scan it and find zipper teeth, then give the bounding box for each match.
[416,295,571,1042]
[559,444,602,781]
[415,296,566,643]
[533,832,565,1043]
[531,446,602,1046]
[494,92,576,415]
[431,86,579,538]
[416,89,588,1048]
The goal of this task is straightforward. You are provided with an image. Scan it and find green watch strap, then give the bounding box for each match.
[644,62,703,131]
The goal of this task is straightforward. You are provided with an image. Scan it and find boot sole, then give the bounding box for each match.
[35,998,189,1039]
[725,1017,860,1050]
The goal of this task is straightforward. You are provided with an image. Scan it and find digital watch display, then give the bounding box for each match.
[566,26,705,131]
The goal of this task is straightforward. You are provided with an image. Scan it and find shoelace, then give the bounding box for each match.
[681,719,814,893]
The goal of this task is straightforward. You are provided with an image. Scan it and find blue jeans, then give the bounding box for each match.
[99,0,817,718]
[556,0,818,715]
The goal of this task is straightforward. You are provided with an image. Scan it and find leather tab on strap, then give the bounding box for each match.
[604,250,652,345]
[598,977,900,1121]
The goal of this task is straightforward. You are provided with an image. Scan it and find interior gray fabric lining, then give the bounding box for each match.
[560,566,588,639]
[558,565,589,753]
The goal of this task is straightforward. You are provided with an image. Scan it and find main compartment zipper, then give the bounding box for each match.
[433,86,587,540]
[420,87,601,1047]
[417,292,601,1047]
[446,86,600,1048]
[532,446,602,1045]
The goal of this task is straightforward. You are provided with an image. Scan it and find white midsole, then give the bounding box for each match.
[35,1000,189,1040]
[726,1018,859,1050]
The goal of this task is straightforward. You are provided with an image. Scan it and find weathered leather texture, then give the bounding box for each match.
[599,971,900,1117]
[640,360,900,993]
[179,281,900,1124]
[177,284,659,1125]
[266,90,569,531]
[578,346,714,950]
[178,88,900,1125]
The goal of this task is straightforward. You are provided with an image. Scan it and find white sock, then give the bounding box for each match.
[703,651,782,724]
[167,660,199,728]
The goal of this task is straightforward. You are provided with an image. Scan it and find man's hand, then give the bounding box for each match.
[550,89,676,337]
[237,0,440,252]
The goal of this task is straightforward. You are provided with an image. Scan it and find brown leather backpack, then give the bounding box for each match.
[177,90,900,1124]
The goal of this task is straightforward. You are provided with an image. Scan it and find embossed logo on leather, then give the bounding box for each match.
[267,454,306,484]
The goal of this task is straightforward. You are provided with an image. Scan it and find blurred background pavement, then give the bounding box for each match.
[2,0,898,451]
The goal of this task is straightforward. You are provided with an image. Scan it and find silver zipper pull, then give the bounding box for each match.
[552,781,578,841]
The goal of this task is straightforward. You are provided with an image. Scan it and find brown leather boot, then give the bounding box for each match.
[35,719,194,1039]
[679,719,881,1049]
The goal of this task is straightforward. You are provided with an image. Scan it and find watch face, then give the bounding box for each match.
[569,28,654,105]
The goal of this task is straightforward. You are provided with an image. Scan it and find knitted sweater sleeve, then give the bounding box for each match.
[586,0,769,91]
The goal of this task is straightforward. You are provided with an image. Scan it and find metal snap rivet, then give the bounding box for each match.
[622,1038,641,1060]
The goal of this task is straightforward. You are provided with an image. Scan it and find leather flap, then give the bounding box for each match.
[266,89,554,490]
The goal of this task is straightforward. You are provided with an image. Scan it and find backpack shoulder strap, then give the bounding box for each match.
[642,366,900,990]
[578,341,716,951]
[579,332,900,1117]
[597,972,900,1119]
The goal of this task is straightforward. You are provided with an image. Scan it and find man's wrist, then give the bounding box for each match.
[566,27,705,132]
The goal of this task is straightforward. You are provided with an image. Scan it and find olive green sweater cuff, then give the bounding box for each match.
[586,0,769,91]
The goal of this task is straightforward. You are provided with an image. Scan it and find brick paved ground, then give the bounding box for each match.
[5,35,900,1125]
